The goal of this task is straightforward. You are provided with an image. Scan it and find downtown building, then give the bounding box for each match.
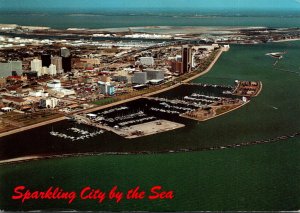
[41,53,51,67]
[139,57,155,66]
[181,45,192,73]
[30,58,43,77]
[61,47,72,72]
[0,61,23,78]
[51,56,63,74]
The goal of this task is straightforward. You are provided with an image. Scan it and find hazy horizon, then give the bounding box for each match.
[1,0,300,12]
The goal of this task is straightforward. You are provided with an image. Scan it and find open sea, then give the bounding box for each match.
[0,11,300,29]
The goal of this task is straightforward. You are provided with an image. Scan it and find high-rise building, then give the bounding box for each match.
[62,57,72,72]
[48,64,57,76]
[192,53,196,68]
[144,69,164,80]
[171,61,183,74]
[60,47,70,58]
[30,59,42,77]
[41,54,51,67]
[132,72,147,84]
[9,61,23,76]
[51,56,63,73]
[0,61,23,77]
[181,45,192,73]
[60,47,71,72]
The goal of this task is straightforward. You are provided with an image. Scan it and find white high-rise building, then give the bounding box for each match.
[192,53,196,68]
[49,64,57,76]
[42,67,49,75]
[31,59,42,77]
[51,56,63,73]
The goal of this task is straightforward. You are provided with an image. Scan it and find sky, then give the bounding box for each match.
[1,0,300,11]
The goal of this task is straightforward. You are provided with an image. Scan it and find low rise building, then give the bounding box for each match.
[40,97,59,108]
[139,57,154,66]
[47,80,61,89]
[98,81,115,96]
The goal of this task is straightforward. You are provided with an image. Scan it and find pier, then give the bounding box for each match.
[71,114,184,139]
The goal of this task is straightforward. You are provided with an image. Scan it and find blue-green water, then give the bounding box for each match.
[0,12,300,29]
[1,41,300,211]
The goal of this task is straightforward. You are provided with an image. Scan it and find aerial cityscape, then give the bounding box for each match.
[0,0,300,211]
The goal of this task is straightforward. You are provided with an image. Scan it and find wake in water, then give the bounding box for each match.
[271,54,300,75]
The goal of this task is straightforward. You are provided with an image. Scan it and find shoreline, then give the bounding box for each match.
[0,49,225,139]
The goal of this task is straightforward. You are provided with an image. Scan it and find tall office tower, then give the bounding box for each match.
[41,53,51,67]
[181,45,192,73]
[60,47,70,58]
[61,47,71,72]
[30,59,42,77]
[9,61,23,76]
[0,61,23,78]
[62,57,72,72]
[51,56,63,73]
[48,64,57,76]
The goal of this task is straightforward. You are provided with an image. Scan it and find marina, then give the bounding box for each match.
[50,127,105,141]
[64,81,260,138]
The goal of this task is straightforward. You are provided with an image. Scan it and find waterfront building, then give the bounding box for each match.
[171,61,183,74]
[30,59,42,77]
[41,53,51,67]
[182,45,192,73]
[175,55,182,62]
[51,56,63,73]
[144,69,164,80]
[192,53,196,68]
[132,72,147,84]
[98,81,115,96]
[139,57,154,66]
